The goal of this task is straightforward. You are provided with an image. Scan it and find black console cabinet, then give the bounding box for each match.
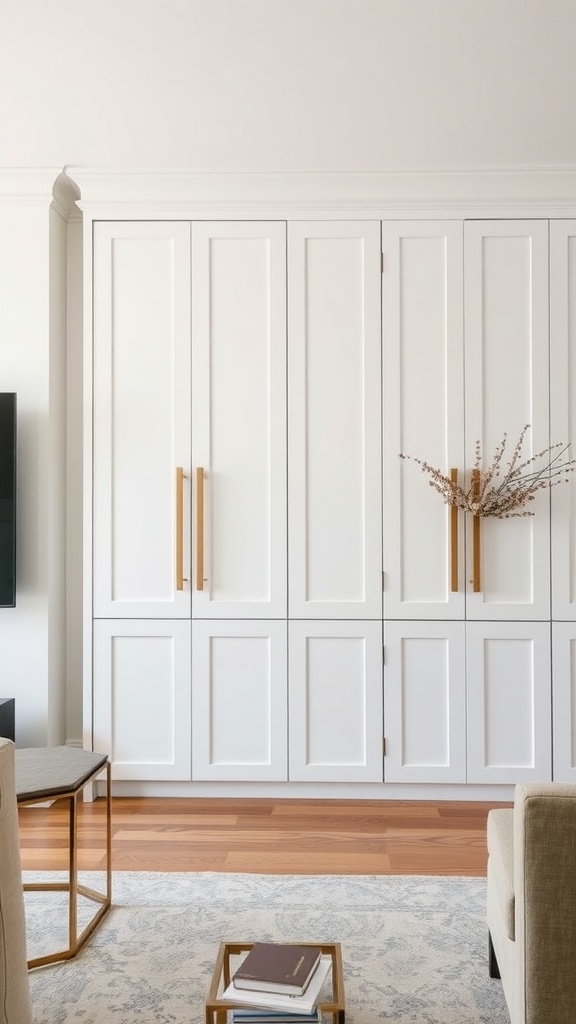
[0,698,15,742]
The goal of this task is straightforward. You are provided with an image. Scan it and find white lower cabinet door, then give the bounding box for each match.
[383,621,466,783]
[288,621,383,782]
[192,620,288,781]
[93,620,191,781]
[466,622,552,784]
[552,623,576,782]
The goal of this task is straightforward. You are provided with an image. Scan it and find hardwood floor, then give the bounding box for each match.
[18,796,511,876]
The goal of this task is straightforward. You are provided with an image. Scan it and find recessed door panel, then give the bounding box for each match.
[552,623,576,782]
[464,222,550,619]
[288,223,382,618]
[192,620,287,780]
[383,621,466,783]
[93,619,191,780]
[382,222,465,619]
[551,222,576,619]
[191,223,287,618]
[289,620,383,781]
[93,223,192,617]
[466,622,551,783]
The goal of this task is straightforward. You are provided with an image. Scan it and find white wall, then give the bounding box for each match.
[0,0,575,171]
[0,192,67,746]
[1,0,576,745]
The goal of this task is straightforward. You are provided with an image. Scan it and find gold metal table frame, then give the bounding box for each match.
[205,941,346,1024]
[17,751,112,970]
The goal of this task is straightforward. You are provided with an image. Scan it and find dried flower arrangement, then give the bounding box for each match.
[400,425,576,518]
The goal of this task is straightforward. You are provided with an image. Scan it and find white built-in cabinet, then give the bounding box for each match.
[92,220,383,783]
[550,221,576,782]
[88,208,575,793]
[382,220,552,784]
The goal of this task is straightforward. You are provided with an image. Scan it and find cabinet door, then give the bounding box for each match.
[383,621,466,783]
[93,222,191,618]
[466,621,551,784]
[288,620,383,782]
[93,619,191,781]
[382,222,465,619]
[191,222,287,618]
[288,222,382,619]
[191,620,287,781]
[552,623,576,782]
[550,221,576,620]
[464,221,550,620]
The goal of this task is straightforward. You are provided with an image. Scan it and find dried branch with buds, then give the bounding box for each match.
[399,425,576,518]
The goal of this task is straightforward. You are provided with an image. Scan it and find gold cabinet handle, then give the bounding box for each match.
[471,468,481,593]
[175,467,187,591]
[196,467,204,591]
[450,468,459,592]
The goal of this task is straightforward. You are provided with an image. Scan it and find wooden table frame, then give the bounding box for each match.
[205,941,345,1024]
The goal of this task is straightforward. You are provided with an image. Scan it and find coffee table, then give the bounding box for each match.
[205,942,345,1024]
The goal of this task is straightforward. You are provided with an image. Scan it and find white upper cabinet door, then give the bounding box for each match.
[383,621,466,784]
[550,222,576,620]
[288,620,383,782]
[466,621,552,784]
[191,223,287,619]
[288,222,382,619]
[93,619,191,781]
[464,221,550,620]
[382,222,465,620]
[191,620,287,781]
[552,623,576,782]
[93,222,191,618]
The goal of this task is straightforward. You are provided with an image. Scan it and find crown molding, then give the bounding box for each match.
[0,168,62,201]
[65,166,576,219]
[0,168,80,220]
[3,167,576,219]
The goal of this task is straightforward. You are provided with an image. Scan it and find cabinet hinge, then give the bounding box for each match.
[382,570,385,590]
[381,253,384,274]
[382,646,385,665]
[382,737,386,756]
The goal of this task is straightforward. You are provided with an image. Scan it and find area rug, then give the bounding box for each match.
[26,872,509,1024]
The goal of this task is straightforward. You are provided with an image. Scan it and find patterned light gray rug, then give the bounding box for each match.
[26,872,509,1024]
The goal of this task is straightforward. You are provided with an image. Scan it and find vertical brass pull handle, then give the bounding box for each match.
[196,467,204,591]
[471,468,481,593]
[450,468,459,592]
[175,467,186,591]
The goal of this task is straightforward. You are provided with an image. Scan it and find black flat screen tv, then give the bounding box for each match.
[0,393,16,607]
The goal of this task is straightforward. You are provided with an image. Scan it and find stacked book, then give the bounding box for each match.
[223,942,331,1024]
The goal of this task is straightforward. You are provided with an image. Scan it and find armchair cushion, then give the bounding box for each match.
[487,808,515,941]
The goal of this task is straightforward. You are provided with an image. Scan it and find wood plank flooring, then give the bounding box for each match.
[18,796,511,876]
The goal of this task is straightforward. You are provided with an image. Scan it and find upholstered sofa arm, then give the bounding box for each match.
[514,783,576,1024]
[0,737,32,1024]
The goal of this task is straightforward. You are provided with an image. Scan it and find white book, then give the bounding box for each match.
[231,1011,321,1024]
[223,956,332,1014]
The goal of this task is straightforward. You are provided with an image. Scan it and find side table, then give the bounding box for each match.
[15,746,112,969]
[205,942,345,1024]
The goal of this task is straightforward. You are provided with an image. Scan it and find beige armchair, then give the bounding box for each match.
[487,783,576,1024]
[0,737,32,1024]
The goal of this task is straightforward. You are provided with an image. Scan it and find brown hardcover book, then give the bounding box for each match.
[232,943,322,995]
